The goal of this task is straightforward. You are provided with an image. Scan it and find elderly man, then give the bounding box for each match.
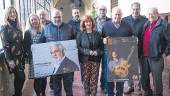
[43,8,75,96]
[139,7,170,96]
[123,2,147,94]
[95,4,111,93]
[102,7,133,96]
[36,9,51,26]
[67,7,81,35]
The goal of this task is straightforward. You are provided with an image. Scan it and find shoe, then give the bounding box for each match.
[124,88,134,94]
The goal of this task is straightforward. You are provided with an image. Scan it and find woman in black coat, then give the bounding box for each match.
[23,14,46,96]
[76,15,103,96]
[1,6,25,96]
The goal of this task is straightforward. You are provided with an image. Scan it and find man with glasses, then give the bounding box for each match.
[95,5,111,94]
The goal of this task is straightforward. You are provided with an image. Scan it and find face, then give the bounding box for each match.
[37,11,47,24]
[52,10,62,26]
[112,51,118,59]
[84,20,93,30]
[51,45,63,59]
[131,4,140,19]
[112,8,122,23]
[98,6,107,18]
[72,9,80,20]
[30,15,40,29]
[147,8,158,23]
[8,8,17,21]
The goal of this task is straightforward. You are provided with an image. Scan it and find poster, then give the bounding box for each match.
[107,37,139,81]
[30,40,79,78]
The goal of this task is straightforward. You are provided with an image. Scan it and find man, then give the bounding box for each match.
[123,2,147,94]
[67,7,81,35]
[36,9,52,90]
[43,8,75,96]
[36,9,51,26]
[50,43,79,74]
[102,7,133,96]
[140,7,170,96]
[95,4,111,93]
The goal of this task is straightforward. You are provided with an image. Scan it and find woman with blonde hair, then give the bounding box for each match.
[0,6,25,96]
[23,14,46,96]
[77,15,103,96]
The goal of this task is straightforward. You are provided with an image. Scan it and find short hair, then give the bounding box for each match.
[148,7,159,14]
[131,2,141,8]
[80,15,95,31]
[36,9,48,16]
[112,7,123,16]
[51,8,63,18]
[72,7,80,10]
[97,4,107,10]
[50,43,65,56]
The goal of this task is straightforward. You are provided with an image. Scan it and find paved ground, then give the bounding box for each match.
[22,65,143,96]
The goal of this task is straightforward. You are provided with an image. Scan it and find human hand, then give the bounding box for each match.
[89,50,94,55]
[8,60,16,69]
[93,51,98,56]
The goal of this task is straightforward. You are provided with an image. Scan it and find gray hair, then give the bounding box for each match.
[131,2,141,8]
[50,43,65,56]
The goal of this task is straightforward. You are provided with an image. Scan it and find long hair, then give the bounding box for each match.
[25,14,42,36]
[80,15,96,31]
[4,6,20,29]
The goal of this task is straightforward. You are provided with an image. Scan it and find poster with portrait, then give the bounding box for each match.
[107,37,139,81]
[29,40,80,78]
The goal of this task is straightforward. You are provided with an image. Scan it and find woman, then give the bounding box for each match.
[23,14,46,96]
[76,15,103,96]
[1,6,25,96]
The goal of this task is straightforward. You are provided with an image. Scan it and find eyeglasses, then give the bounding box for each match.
[53,16,61,18]
[99,9,106,11]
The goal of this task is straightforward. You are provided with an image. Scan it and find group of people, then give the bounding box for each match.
[0,1,170,96]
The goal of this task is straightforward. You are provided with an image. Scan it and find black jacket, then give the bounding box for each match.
[23,30,46,64]
[140,18,170,57]
[1,24,25,70]
[76,30,103,63]
[123,15,147,37]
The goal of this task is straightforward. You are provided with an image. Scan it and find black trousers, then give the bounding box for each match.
[140,57,164,96]
[108,82,124,96]
[52,72,74,96]
[13,67,25,96]
[34,77,47,96]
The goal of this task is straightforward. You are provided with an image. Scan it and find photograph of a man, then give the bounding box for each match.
[50,43,79,74]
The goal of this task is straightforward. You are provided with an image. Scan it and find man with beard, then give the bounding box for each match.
[67,7,81,36]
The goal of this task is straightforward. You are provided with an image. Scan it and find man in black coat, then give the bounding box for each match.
[102,7,133,96]
[139,7,170,96]
[123,2,147,94]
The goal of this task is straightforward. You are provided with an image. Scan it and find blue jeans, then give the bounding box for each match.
[52,72,74,96]
[100,47,108,90]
